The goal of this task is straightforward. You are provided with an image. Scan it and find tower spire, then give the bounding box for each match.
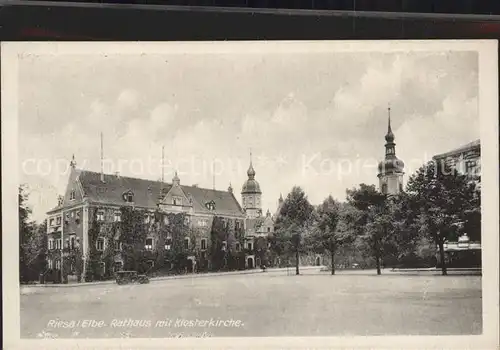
[388,103,392,134]
[385,104,395,144]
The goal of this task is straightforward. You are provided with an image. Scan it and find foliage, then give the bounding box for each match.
[210,216,229,271]
[19,185,41,283]
[84,208,102,281]
[405,161,480,275]
[309,196,354,274]
[159,212,193,273]
[346,183,391,275]
[272,186,314,274]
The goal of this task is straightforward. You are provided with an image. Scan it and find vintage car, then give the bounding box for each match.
[115,271,150,285]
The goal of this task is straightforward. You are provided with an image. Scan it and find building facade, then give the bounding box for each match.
[46,157,252,282]
[377,107,405,195]
[432,139,481,267]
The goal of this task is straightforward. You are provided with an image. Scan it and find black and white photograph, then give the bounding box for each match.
[2,41,498,349]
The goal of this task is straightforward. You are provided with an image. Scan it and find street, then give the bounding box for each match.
[21,269,482,338]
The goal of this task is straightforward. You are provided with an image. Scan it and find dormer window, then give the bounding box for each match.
[123,191,134,203]
[205,200,216,211]
[70,190,76,201]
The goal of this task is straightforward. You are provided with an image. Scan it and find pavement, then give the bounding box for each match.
[21,266,322,290]
[20,268,482,338]
[21,265,482,292]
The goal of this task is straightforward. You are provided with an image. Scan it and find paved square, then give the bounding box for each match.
[21,270,482,338]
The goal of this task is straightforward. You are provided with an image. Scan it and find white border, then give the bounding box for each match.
[2,40,498,350]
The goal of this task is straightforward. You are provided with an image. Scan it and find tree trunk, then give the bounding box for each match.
[331,250,335,275]
[438,239,447,276]
[295,247,300,275]
[375,249,381,275]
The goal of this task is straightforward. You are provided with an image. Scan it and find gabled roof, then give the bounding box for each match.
[55,169,245,217]
[433,139,480,160]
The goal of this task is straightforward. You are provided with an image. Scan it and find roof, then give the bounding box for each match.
[433,139,480,160]
[56,169,245,217]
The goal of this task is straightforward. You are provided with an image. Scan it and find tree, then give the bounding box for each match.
[273,186,314,275]
[210,216,229,271]
[310,196,354,275]
[19,185,36,282]
[362,201,397,275]
[405,161,480,275]
[24,220,48,281]
[346,184,390,275]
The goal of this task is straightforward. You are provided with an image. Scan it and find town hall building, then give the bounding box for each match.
[45,154,277,282]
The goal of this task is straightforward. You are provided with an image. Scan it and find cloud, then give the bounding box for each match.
[18,50,479,222]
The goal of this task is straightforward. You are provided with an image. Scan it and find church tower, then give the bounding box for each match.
[241,153,262,218]
[377,106,405,195]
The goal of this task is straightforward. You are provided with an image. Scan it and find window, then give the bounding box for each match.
[69,236,76,249]
[65,213,70,223]
[184,237,190,250]
[124,191,134,203]
[48,239,54,250]
[96,238,105,251]
[184,216,190,226]
[267,227,271,232]
[222,241,227,251]
[49,218,55,227]
[144,214,150,224]
[70,211,74,218]
[97,210,105,221]
[99,262,106,275]
[247,242,253,251]
[55,260,61,270]
[70,190,76,200]
[114,211,121,222]
[235,221,240,230]
[165,237,172,251]
[114,240,122,251]
[65,238,70,248]
[75,212,81,224]
[235,243,241,252]
[198,219,208,227]
[173,196,182,206]
[465,160,477,174]
[48,259,53,269]
[381,184,388,194]
[145,238,153,250]
[54,239,62,250]
[206,201,216,211]
[56,216,62,226]
[201,238,207,251]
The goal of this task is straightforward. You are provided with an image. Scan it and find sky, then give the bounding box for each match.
[18,48,479,223]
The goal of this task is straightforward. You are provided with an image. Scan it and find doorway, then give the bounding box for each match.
[247,257,254,269]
